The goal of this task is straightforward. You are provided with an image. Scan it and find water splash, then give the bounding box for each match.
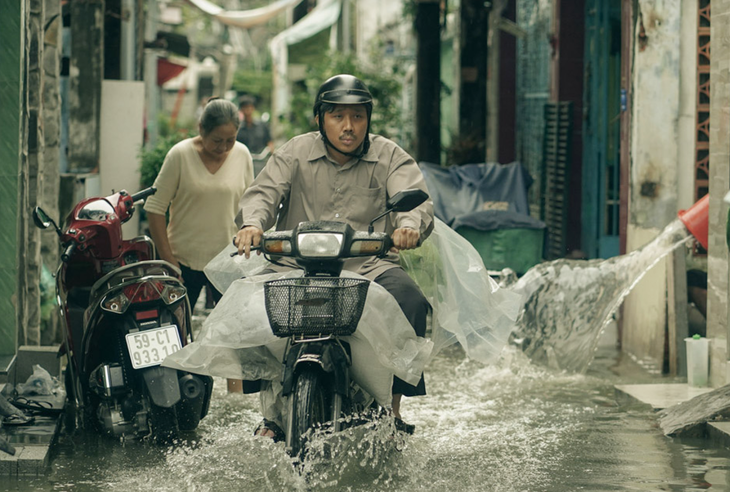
[37,346,730,491]
[293,417,410,490]
[508,219,693,373]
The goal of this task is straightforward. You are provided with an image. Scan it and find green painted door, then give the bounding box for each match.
[0,3,23,356]
[582,0,622,259]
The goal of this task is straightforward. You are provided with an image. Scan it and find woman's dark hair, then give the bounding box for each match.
[199,98,240,135]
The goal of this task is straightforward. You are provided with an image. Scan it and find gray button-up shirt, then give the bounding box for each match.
[237,131,434,279]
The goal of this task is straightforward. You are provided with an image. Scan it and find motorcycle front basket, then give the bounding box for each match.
[264,277,370,337]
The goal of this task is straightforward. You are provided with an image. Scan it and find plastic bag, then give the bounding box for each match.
[163,269,433,406]
[399,218,523,364]
[204,243,270,294]
[17,365,59,396]
[169,218,522,408]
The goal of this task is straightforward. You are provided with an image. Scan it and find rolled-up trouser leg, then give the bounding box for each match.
[259,379,286,430]
[373,267,428,396]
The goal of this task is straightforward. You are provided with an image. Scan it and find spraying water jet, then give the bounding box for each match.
[509,195,709,373]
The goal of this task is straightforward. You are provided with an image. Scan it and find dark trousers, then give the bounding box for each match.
[374,267,428,397]
[179,263,222,314]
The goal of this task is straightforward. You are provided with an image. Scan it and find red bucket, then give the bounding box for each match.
[678,194,709,250]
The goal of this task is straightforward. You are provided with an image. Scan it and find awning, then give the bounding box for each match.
[270,0,340,48]
[185,0,303,29]
[270,0,342,120]
[157,58,187,86]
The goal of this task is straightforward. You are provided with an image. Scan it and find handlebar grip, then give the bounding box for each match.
[131,186,157,202]
[61,242,76,263]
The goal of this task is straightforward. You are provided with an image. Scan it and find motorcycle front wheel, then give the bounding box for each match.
[290,367,332,459]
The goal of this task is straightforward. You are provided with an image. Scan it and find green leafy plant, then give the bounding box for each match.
[139,131,195,189]
[231,69,274,112]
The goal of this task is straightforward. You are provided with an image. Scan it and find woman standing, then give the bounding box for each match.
[144,99,254,392]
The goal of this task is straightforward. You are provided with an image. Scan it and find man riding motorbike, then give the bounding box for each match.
[234,74,434,438]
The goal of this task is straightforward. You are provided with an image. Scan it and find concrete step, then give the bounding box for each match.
[0,355,16,385]
[615,383,730,448]
[0,413,61,477]
[708,422,730,447]
[0,344,65,478]
[615,383,715,411]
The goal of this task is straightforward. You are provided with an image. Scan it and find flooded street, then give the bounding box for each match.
[6,331,730,492]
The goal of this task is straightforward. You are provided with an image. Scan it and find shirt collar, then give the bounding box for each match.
[307,135,328,162]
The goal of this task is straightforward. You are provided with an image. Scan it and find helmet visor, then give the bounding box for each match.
[319,88,372,105]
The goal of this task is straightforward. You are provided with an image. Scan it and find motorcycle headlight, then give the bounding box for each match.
[297,233,344,258]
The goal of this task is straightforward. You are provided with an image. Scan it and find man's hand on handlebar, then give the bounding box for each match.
[391,227,420,252]
[235,226,264,258]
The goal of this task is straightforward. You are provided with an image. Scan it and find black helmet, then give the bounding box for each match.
[313,74,373,117]
[313,75,373,158]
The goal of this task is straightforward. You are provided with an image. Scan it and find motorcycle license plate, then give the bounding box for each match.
[125,325,182,369]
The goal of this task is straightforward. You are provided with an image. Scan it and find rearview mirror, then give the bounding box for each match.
[33,207,52,229]
[368,189,430,233]
[386,189,429,213]
[32,206,61,235]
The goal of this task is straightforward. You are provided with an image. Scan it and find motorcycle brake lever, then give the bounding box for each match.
[230,246,261,257]
[230,235,261,256]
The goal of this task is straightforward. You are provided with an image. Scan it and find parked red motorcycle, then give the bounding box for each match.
[32,187,212,441]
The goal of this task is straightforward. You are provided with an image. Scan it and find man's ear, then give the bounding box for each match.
[315,114,320,125]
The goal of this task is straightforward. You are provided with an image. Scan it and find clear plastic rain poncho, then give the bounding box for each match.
[162,219,522,406]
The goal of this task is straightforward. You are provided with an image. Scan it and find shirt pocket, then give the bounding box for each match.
[347,184,385,226]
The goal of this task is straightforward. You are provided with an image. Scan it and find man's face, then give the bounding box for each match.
[321,104,368,157]
[241,103,255,119]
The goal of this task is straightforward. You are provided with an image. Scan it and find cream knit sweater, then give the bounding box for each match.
[144,138,254,271]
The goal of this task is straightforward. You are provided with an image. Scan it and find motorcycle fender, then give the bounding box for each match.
[282,342,350,397]
[142,366,181,408]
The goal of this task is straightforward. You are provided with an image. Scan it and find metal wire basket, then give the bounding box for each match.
[264,277,370,337]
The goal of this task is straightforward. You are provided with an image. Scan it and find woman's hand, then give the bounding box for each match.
[235,226,264,258]
[148,212,181,269]
[161,254,180,270]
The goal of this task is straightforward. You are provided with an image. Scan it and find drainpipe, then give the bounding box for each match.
[144,0,159,148]
[341,0,350,54]
[724,191,730,248]
[725,191,730,385]
[120,0,136,80]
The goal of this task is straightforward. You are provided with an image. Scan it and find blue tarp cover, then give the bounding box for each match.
[452,210,546,232]
[419,161,545,231]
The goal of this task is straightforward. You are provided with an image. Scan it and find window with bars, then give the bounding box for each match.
[694,0,710,254]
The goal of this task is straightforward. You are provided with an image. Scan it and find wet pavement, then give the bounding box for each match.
[2,322,730,490]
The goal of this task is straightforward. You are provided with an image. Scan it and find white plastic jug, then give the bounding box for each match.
[685,335,710,387]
